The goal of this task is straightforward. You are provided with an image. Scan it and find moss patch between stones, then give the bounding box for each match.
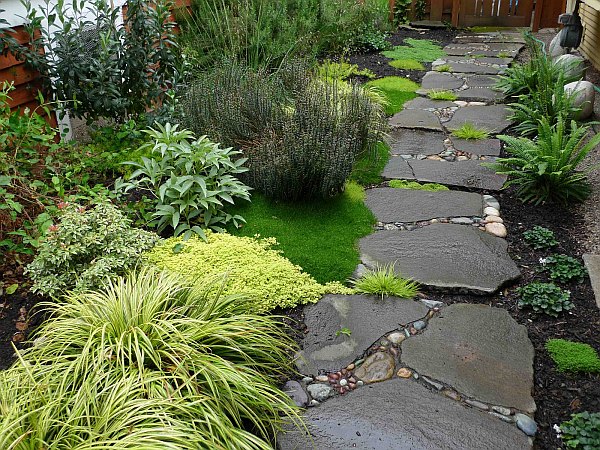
[546,339,600,373]
[365,77,419,115]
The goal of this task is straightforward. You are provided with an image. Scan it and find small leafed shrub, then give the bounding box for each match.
[427,90,458,101]
[523,226,558,250]
[388,179,449,191]
[26,202,158,298]
[350,264,420,299]
[451,123,490,140]
[144,232,352,313]
[116,123,251,239]
[317,58,376,81]
[541,254,587,283]
[560,412,600,450]
[546,339,600,373]
[517,282,573,317]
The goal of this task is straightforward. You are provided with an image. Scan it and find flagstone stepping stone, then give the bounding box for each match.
[466,74,501,88]
[382,158,507,191]
[443,55,513,66]
[359,224,520,294]
[403,97,456,110]
[419,71,465,92]
[454,87,504,102]
[402,303,536,413]
[277,378,531,450]
[365,188,484,223]
[583,254,600,309]
[436,62,503,75]
[295,295,428,375]
[451,137,502,156]
[455,33,527,44]
[386,129,446,156]
[389,109,443,131]
[445,104,513,133]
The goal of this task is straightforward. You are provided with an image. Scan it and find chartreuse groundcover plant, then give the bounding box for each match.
[546,339,600,373]
[0,269,302,448]
[364,76,419,115]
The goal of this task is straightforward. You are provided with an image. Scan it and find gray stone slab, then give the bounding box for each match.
[444,55,513,66]
[445,104,513,133]
[466,74,501,88]
[403,97,456,110]
[296,295,428,375]
[420,71,465,91]
[455,33,527,44]
[583,254,600,309]
[385,129,446,156]
[454,87,504,102]
[445,48,518,58]
[382,158,507,191]
[359,224,521,294]
[451,137,502,156]
[277,378,531,450]
[365,188,484,223]
[443,62,503,75]
[389,109,443,131]
[402,303,536,413]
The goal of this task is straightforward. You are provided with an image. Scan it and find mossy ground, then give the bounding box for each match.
[365,76,419,115]
[382,38,445,62]
[350,141,390,186]
[388,59,425,70]
[389,179,449,191]
[546,339,600,373]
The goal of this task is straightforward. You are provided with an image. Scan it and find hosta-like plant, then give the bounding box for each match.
[116,123,251,239]
[0,269,301,448]
[488,117,600,205]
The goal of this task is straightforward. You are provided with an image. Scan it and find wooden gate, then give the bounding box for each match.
[455,0,535,27]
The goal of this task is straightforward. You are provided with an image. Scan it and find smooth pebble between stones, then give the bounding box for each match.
[485,215,503,224]
[483,206,500,216]
[515,414,537,436]
[485,222,507,238]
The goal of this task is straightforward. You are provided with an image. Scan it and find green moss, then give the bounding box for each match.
[144,232,352,313]
[388,59,425,70]
[546,339,600,373]
[389,179,449,191]
[351,141,391,186]
[381,39,445,62]
[365,76,419,115]
[226,182,375,284]
[427,90,458,101]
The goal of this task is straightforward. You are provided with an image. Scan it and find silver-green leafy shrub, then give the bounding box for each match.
[541,254,587,283]
[26,202,158,297]
[560,411,600,449]
[517,282,573,317]
[116,123,251,239]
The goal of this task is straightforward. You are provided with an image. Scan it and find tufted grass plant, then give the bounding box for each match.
[434,64,451,72]
[0,268,302,449]
[427,90,458,101]
[451,123,490,140]
[350,263,420,299]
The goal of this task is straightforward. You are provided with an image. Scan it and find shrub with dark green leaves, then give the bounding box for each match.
[523,226,558,250]
[546,339,600,373]
[561,412,600,449]
[26,202,159,297]
[542,254,587,283]
[517,282,573,317]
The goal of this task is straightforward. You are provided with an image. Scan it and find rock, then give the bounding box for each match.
[451,217,474,224]
[583,254,600,309]
[413,320,427,331]
[306,383,333,402]
[353,352,395,384]
[356,380,364,386]
[422,376,444,390]
[451,137,502,157]
[283,381,309,407]
[339,379,348,387]
[386,129,446,156]
[445,104,513,134]
[389,109,443,131]
[483,206,500,216]
[315,375,329,382]
[564,80,595,120]
[485,222,507,238]
[466,399,489,410]
[554,54,586,80]
[485,215,504,224]
[492,406,512,416]
[515,414,537,436]
[419,71,465,91]
[549,33,567,59]
[352,263,368,279]
[346,363,355,371]
[397,368,413,378]
[490,411,513,423]
[421,299,445,309]
[443,389,461,401]
[388,332,406,345]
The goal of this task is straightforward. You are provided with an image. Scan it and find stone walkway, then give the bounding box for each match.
[278,31,537,450]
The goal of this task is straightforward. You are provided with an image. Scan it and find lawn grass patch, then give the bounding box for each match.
[227,182,375,284]
[389,179,449,191]
[365,76,419,115]
[350,141,391,186]
[388,59,425,70]
[427,90,458,101]
[546,339,600,373]
[382,38,445,62]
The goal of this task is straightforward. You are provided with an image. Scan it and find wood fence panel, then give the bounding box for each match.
[459,0,534,27]
[580,3,600,71]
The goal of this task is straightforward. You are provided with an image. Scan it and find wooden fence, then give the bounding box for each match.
[579,0,600,71]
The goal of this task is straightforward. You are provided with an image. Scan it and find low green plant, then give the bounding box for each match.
[541,254,587,283]
[317,58,376,81]
[389,179,449,191]
[517,282,573,317]
[560,412,600,449]
[116,123,250,239]
[523,226,558,250]
[145,231,352,312]
[434,64,451,72]
[497,51,511,58]
[382,39,445,62]
[427,90,458,101]
[393,0,412,25]
[451,123,490,140]
[546,339,600,373]
[350,141,391,186]
[0,269,302,448]
[388,59,425,70]
[350,263,420,299]
[414,0,427,20]
[336,327,352,337]
[365,76,419,115]
[489,118,600,205]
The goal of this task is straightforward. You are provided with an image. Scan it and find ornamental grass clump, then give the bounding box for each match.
[0,269,302,449]
[350,263,420,299]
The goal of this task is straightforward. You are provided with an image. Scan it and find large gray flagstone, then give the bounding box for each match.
[385,129,446,156]
[277,378,531,450]
[466,74,501,88]
[419,71,465,91]
[583,254,600,309]
[451,137,502,156]
[295,295,428,375]
[441,62,503,75]
[359,224,520,294]
[445,104,513,133]
[382,158,507,191]
[389,109,443,131]
[365,188,484,223]
[402,303,536,413]
[403,97,456,110]
[454,87,504,102]
[444,55,513,66]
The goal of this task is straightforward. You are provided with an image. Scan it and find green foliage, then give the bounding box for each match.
[350,264,420,299]
[318,58,376,81]
[228,182,375,284]
[116,123,250,239]
[388,59,426,70]
[561,412,600,449]
[388,179,449,191]
[382,39,446,62]
[497,51,511,58]
[365,76,419,115]
[336,327,352,337]
[145,232,352,312]
[427,90,458,101]
[434,64,451,72]
[180,61,386,201]
[0,269,302,448]
[546,339,600,373]
[517,282,573,317]
[451,123,490,140]
[25,202,158,298]
[489,118,600,205]
[523,226,558,250]
[393,0,413,25]
[414,0,427,20]
[542,254,587,283]
[350,141,391,186]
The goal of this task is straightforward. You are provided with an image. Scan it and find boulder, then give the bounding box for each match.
[549,33,567,59]
[553,54,586,80]
[564,80,595,120]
